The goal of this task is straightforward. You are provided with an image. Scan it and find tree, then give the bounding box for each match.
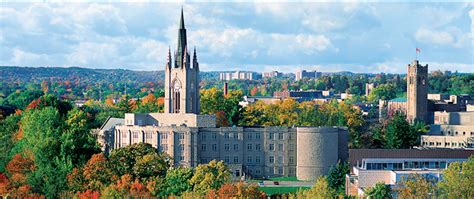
[368,83,397,103]
[365,182,391,198]
[0,114,21,173]
[109,143,160,178]
[327,161,350,194]
[396,174,435,198]
[82,153,113,191]
[132,153,171,180]
[384,112,418,149]
[303,176,336,198]
[190,160,231,194]
[161,167,193,196]
[437,157,474,198]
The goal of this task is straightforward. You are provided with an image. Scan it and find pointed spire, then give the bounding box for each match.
[167,47,172,69]
[182,45,187,68]
[179,6,185,30]
[193,46,197,60]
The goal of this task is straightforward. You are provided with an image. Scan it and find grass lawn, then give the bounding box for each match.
[258,186,309,196]
[249,176,301,182]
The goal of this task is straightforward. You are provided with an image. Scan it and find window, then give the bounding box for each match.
[179,156,184,161]
[289,144,295,150]
[233,156,239,163]
[256,144,261,151]
[247,144,252,151]
[179,144,184,150]
[122,132,127,138]
[212,144,218,151]
[161,144,168,152]
[278,144,283,151]
[256,132,261,140]
[133,132,139,138]
[212,132,217,140]
[278,167,283,175]
[269,144,274,151]
[201,159,207,164]
[256,156,261,163]
[268,132,274,140]
[225,133,230,139]
[160,133,168,140]
[225,144,230,151]
[224,156,230,163]
[269,156,274,163]
[278,156,283,164]
[289,156,294,164]
[178,133,184,139]
[234,144,239,151]
[247,133,252,140]
[278,133,283,140]
[289,133,294,140]
[201,144,207,151]
[201,133,206,140]
[247,156,252,163]
[146,132,152,139]
[234,133,239,139]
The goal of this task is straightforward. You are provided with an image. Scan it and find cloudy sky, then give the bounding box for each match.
[0,1,473,73]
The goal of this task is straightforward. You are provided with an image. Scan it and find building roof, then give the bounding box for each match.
[100,117,124,131]
[349,148,474,168]
[389,97,407,102]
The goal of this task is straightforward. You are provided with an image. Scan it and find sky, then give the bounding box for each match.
[0,1,473,73]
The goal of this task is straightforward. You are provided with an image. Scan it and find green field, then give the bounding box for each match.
[249,176,302,182]
[258,186,310,196]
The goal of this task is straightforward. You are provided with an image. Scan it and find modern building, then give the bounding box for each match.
[407,60,428,123]
[99,9,349,181]
[295,70,322,81]
[262,71,282,78]
[345,149,474,198]
[220,71,261,81]
[420,111,474,149]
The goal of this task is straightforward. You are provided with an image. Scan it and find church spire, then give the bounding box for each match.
[179,7,185,30]
[176,7,187,68]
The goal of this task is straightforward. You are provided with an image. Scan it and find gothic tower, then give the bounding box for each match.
[407,60,428,123]
[164,8,200,114]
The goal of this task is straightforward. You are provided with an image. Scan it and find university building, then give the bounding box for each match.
[99,9,348,181]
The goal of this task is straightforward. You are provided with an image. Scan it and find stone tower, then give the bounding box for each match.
[164,9,200,114]
[407,60,428,123]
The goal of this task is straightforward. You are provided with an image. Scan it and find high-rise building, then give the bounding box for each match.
[295,70,322,81]
[407,60,428,123]
[164,9,200,114]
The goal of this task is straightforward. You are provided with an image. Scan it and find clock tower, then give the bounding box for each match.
[164,8,200,114]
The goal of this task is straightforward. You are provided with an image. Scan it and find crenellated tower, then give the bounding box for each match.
[164,8,200,114]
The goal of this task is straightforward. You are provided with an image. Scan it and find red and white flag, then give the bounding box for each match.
[416,48,421,53]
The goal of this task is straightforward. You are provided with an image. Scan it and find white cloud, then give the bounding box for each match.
[415,28,454,46]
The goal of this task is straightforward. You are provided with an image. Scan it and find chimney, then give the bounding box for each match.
[224,82,228,96]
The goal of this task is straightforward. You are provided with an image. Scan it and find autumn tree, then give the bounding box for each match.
[396,174,436,198]
[302,176,337,198]
[190,160,231,194]
[132,153,171,181]
[437,157,474,198]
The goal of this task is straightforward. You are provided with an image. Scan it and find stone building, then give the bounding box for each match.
[407,60,428,123]
[100,9,348,181]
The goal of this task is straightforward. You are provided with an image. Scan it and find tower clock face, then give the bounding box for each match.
[173,79,182,90]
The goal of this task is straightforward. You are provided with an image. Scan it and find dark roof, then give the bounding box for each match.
[349,148,474,168]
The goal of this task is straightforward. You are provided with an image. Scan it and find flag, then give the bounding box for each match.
[416,48,421,53]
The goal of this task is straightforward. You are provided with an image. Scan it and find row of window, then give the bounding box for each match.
[200,132,295,141]
[365,161,448,170]
[200,143,294,152]
[441,131,473,136]
[423,141,467,147]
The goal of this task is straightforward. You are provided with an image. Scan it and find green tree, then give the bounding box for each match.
[190,160,231,194]
[327,161,350,194]
[0,114,20,173]
[132,153,171,180]
[366,182,392,198]
[161,167,194,196]
[384,112,419,149]
[109,143,159,178]
[438,157,474,198]
[368,83,397,103]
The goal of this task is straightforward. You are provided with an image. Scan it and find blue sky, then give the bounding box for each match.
[0,1,473,73]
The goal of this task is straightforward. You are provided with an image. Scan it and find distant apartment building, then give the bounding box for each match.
[295,70,322,81]
[262,71,282,78]
[346,149,474,198]
[420,111,474,149]
[220,71,261,81]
